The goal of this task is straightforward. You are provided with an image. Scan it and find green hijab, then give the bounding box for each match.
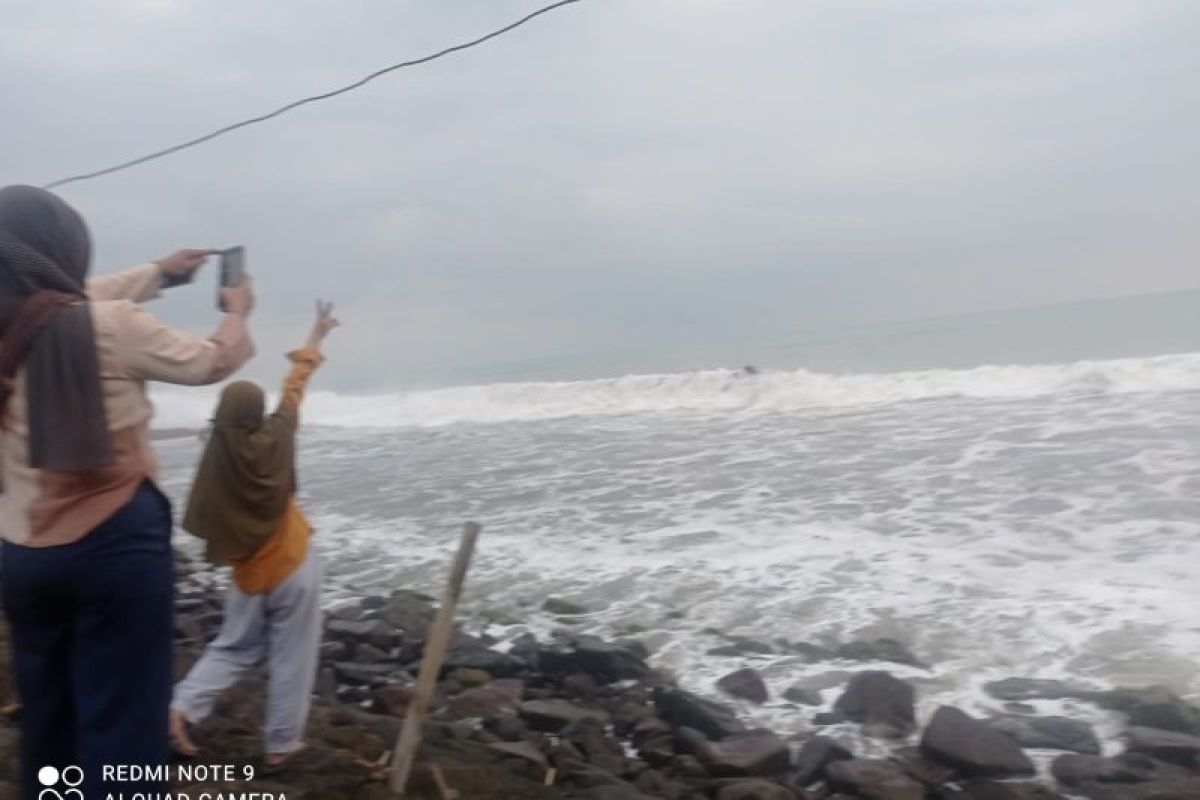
[183,381,296,565]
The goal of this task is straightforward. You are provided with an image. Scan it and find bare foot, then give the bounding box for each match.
[168,709,199,756]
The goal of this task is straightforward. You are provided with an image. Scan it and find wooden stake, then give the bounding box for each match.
[431,763,460,800]
[389,522,482,795]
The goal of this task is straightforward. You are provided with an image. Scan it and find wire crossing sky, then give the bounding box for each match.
[42,0,587,190]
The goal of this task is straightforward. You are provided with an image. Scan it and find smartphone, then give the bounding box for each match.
[218,246,246,311]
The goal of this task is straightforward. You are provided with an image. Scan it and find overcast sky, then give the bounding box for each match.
[2,0,1197,390]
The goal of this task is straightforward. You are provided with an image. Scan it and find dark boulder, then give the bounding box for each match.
[836,638,927,669]
[788,736,853,787]
[1070,778,1200,800]
[441,642,526,678]
[782,685,823,706]
[832,671,916,739]
[717,668,769,704]
[536,635,648,685]
[891,746,956,786]
[1051,752,1173,786]
[325,619,403,649]
[920,706,1035,778]
[951,782,1068,799]
[986,714,1101,754]
[696,729,790,777]
[375,589,436,634]
[519,699,610,733]
[714,779,798,800]
[1092,687,1200,737]
[825,758,925,800]
[982,678,1093,703]
[543,597,589,616]
[445,683,522,720]
[1125,726,1200,768]
[707,639,777,657]
[654,687,745,740]
[332,662,401,686]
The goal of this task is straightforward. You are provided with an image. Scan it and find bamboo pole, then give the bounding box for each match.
[389,522,482,795]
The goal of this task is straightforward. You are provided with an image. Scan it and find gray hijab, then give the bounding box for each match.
[0,185,113,472]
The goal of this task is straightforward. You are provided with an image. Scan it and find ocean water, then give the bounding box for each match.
[154,290,1199,751]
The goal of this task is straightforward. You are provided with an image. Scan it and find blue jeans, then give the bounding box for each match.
[2,481,174,800]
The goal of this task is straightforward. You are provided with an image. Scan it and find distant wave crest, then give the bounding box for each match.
[152,352,1200,429]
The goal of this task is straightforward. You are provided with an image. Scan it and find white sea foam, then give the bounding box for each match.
[151,348,1200,754]
[151,352,1200,429]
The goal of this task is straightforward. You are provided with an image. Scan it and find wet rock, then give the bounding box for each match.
[328,602,366,621]
[509,632,541,667]
[708,639,776,657]
[315,666,338,703]
[836,638,927,669]
[484,714,529,742]
[519,699,610,733]
[813,711,849,726]
[580,785,657,800]
[986,714,1101,754]
[951,782,1068,799]
[446,684,521,720]
[1071,778,1200,800]
[325,619,403,649]
[825,758,925,800]
[319,640,349,661]
[543,597,589,616]
[697,729,790,777]
[891,746,957,785]
[778,640,834,662]
[371,684,415,717]
[717,668,769,704]
[575,635,649,682]
[1124,726,1200,768]
[538,635,649,685]
[354,643,391,663]
[833,671,916,739]
[714,778,798,800]
[442,642,526,678]
[982,677,1093,703]
[1094,687,1200,736]
[375,589,436,634]
[654,687,746,741]
[1051,752,1166,786]
[569,723,627,770]
[332,661,400,686]
[448,667,492,688]
[488,740,548,767]
[783,685,823,706]
[921,706,1035,778]
[789,736,853,787]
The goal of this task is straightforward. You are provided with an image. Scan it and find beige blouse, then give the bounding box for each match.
[0,262,254,547]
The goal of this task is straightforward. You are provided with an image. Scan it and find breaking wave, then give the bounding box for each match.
[151,352,1200,430]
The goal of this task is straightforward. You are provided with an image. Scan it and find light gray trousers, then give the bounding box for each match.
[172,548,323,754]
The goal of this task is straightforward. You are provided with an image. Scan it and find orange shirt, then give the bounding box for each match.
[230,347,322,595]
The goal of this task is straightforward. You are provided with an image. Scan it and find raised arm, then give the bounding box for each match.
[274,300,339,428]
[119,277,255,385]
[87,249,216,303]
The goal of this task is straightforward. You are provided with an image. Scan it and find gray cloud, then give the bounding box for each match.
[3,0,1197,390]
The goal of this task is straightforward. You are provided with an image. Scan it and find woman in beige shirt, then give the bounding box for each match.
[0,185,254,800]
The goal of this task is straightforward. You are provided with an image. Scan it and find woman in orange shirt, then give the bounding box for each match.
[170,300,339,765]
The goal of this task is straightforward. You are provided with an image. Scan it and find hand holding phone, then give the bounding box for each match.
[157,248,218,289]
[218,246,247,312]
[218,247,253,315]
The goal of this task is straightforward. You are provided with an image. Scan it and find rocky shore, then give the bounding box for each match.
[1,553,1199,799]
